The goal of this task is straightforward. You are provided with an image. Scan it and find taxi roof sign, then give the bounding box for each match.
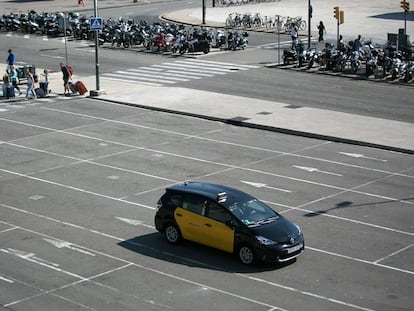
[90,17,103,31]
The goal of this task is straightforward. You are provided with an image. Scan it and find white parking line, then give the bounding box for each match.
[242,275,374,311]
[0,219,286,311]
[40,105,414,179]
[374,243,414,264]
[0,275,14,283]
[0,226,18,233]
[2,109,413,236]
[306,246,414,275]
[0,217,374,311]
[0,167,156,210]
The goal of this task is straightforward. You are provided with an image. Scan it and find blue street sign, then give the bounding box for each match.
[90,17,103,31]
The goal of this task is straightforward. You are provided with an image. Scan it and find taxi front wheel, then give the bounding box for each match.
[164,224,181,244]
[238,244,256,265]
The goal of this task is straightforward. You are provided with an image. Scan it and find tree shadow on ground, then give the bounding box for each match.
[304,197,414,217]
[370,12,414,22]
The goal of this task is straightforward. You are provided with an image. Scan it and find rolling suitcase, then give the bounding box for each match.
[35,87,46,98]
[6,86,15,98]
[68,81,77,94]
[75,81,88,95]
[39,81,49,93]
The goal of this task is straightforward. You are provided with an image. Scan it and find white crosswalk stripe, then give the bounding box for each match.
[101,60,259,87]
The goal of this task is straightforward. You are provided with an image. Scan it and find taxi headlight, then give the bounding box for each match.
[256,235,277,246]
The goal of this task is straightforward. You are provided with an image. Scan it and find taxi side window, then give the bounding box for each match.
[182,194,206,216]
[162,193,183,209]
[206,200,232,223]
[169,194,183,207]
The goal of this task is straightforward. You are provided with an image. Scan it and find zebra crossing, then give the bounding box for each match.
[101,59,260,87]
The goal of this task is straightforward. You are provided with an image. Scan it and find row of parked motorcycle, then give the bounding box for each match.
[98,20,249,54]
[282,40,414,82]
[0,10,249,54]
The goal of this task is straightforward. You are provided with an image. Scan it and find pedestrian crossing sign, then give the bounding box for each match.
[90,17,103,31]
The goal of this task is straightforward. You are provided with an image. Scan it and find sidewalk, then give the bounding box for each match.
[162,0,413,45]
[2,65,413,154]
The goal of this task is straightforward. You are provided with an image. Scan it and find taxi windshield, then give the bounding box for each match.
[228,199,279,226]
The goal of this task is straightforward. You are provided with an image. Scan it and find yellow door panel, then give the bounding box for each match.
[174,207,205,243]
[200,219,234,253]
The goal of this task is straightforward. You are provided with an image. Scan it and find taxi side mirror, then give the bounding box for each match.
[225,220,236,229]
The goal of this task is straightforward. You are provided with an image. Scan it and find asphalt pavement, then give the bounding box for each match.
[1,0,413,154]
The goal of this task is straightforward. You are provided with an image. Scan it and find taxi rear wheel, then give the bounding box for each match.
[238,244,256,265]
[164,223,181,244]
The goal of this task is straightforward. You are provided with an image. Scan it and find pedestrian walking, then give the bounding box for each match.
[25,67,36,99]
[40,69,50,93]
[290,23,298,49]
[60,62,72,95]
[6,49,15,73]
[8,65,21,95]
[317,21,326,42]
[2,72,11,97]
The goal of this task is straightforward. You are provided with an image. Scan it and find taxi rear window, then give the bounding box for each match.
[162,193,183,208]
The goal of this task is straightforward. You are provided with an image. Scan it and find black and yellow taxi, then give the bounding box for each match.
[154,182,304,265]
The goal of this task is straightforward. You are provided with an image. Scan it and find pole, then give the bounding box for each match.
[277,15,280,64]
[63,16,68,65]
[202,0,206,24]
[94,0,100,91]
[308,0,311,49]
[336,20,339,48]
[404,11,407,35]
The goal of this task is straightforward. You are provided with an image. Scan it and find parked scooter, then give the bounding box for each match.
[214,29,227,49]
[227,30,248,51]
[179,28,211,54]
[365,48,380,77]
[350,50,362,74]
[307,47,322,69]
[391,53,406,80]
[282,49,297,65]
[404,61,414,82]
[20,13,40,33]
[179,35,210,54]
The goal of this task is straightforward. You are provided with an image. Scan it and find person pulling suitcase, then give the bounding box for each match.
[60,62,72,96]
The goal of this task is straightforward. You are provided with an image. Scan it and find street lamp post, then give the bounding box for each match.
[308,0,312,49]
[93,0,100,91]
[202,0,206,24]
[63,16,68,65]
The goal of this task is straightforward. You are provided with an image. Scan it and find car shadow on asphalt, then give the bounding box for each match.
[118,233,296,273]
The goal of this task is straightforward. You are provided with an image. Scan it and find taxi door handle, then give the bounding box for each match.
[176,213,182,217]
[204,223,212,227]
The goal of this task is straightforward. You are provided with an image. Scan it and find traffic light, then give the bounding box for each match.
[334,6,339,20]
[339,11,344,24]
[401,0,410,13]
